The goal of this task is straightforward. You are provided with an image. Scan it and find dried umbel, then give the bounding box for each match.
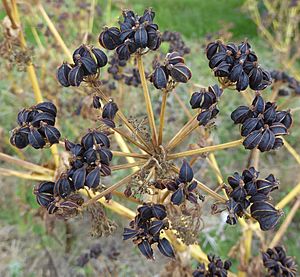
[193,254,232,277]
[190,84,223,126]
[231,94,292,152]
[57,44,107,87]
[10,102,61,149]
[150,52,192,90]
[206,40,272,91]
[225,167,282,231]
[262,246,297,277]
[99,8,161,60]
[123,203,175,259]
[271,70,300,96]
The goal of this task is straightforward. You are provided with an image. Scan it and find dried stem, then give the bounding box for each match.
[276,181,300,209]
[238,227,253,277]
[247,148,260,168]
[158,90,168,145]
[83,169,140,206]
[270,198,300,248]
[0,167,53,181]
[282,137,300,165]
[111,161,145,171]
[136,54,158,146]
[168,139,244,160]
[2,0,18,28]
[111,151,149,159]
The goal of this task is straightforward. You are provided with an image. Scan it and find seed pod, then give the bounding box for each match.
[98,148,113,165]
[190,91,203,109]
[187,192,198,204]
[102,101,119,120]
[83,148,97,164]
[57,63,72,87]
[151,66,168,89]
[157,238,175,258]
[197,109,212,126]
[169,63,192,83]
[249,193,268,203]
[123,228,139,240]
[226,43,238,56]
[119,29,135,42]
[244,181,257,196]
[229,63,243,82]
[206,42,219,60]
[188,181,197,191]
[138,240,154,259]
[93,131,110,148]
[201,92,216,109]
[252,95,265,114]
[28,127,45,149]
[134,26,148,48]
[263,103,277,124]
[139,8,155,23]
[241,117,263,137]
[93,95,101,109]
[166,52,184,65]
[80,56,98,75]
[272,137,284,150]
[31,112,56,127]
[47,202,58,214]
[256,179,278,195]
[100,163,111,176]
[208,52,226,68]
[44,125,61,144]
[116,43,131,61]
[269,123,288,136]
[238,41,251,54]
[275,111,292,129]
[99,27,121,50]
[91,48,108,68]
[148,220,165,235]
[209,84,223,98]
[236,71,249,91]
[68,65,84,86]
[213,61,230,77]
[171,187,184,205]
[231,106,251,124]
[230,186,247,202]
[151,204,167,220]
[179,160,194,182]
[54,177,71,198]
[228,172,242,189]
[35,181,55,194]
[256,210,282,231]
[250,201,279,219]
[258,128,275,152]
[10,130,29,149]
[147,31,161,50]
[85,167,101,188]
[35,102,57,117]
[81,132,94,149]
[249,67,263,90]
[72,167,86,190]
[243,129,263,149]
[36,193,55,208]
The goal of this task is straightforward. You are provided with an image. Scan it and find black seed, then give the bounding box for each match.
[35,102,57,116]
[31,112,56,127]
[138,240,153,259]
[102,101,119,120]
[83,148,97,164]
[54,177,71,198]
[230,186,247,202]
[269,123,288,136]
[134,26,148,48]
[93,131,110,148]
[272,137,284,150]
[28,128,45,149]
[99,27,121,50]
[98,148,113,165]
[151,66,168,89]
[91,48,108,67]
[206,42,219,60]
[123,228,139,240]
[57,63,72,87]
[10,131,29,149]
[244,181,257,196]
[263,104,277,124]
[93,95,101,109]
[231,106,251,124]
[171,187,184,205]
[179,160,194,182]
[249,67,263,90]
[252,95,265,114]
[236,71,249,91]
[36,193,54,208]
[228,172,242,189]
[157,238,175,258]
[241,117,263,137]
[243,129,263,149]
[35,181,55,194]
[100,164,111,176]
[258,128,275,152]
[169,63,192,83]
[148,220,165,235]
[229,63,243,82]
[72,167,86,190]
[166,52,184,65]
[80,56,98,75]
[68,65,84,86]
[208,52,226,68]
[44,125,61,144]
[190,91,203,109]
[151,204,166,220]
[85,167,100,188]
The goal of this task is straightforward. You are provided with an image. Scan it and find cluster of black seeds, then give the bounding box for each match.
[206,40,271,91]
[98,99,119,128]
[76,243,102,267]
[231,94,292,152]
[262,246,297,277]
[161,31,190,56]
[57,45,107,87]
[190,84,223,126]
[99,8,161,61]
[193,254,232,277]
[10,102,60,149]
[153,160,204,206]
[226,167,282,231]
[150,52,192,90]
[34,130,113,214]
[271,70,300,96]
[123,203,175,259]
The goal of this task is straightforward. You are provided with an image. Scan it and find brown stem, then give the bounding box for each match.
[158,91,168,145]
[111,150,149,159]
[111,161,145,171]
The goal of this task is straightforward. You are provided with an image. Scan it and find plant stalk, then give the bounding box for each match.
[158,90,168,145]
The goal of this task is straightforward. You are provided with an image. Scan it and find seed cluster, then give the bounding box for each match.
[10,102,60,149]
[161,31,191,56]
[57,45,107,87]
[190,84,223,126]
[123,203,175,259]
[226,167,282,231]
[262,246,297,277]
[34,130,113,214]
[231,94,292,152]
[206,40,271,91]
[193,254,232,277]
[271,70,300,96]
[150,52,192,90]
[153,160,203,205]
[99,8,161,60]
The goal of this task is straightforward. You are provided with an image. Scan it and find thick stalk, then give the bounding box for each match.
[276,181,300,209]
[158,91,168,145]
[111,161,145,171]
[282,138,300,165]
[111,151,149,159]
[238,227,253,277]
[136,54,158,146]
[168,139,244,160]
[0,168,53,181]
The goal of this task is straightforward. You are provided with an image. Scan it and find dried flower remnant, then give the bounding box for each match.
[262,246,297,277]
[99,8,161,61]
[206,40,272,91]
[123,203,175,259]
[190,84,223,126]
[10,102,61,149]
[193,254,232,277]
[231,94,292,152]
[225,167,282,230]
[57,45,107,87]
